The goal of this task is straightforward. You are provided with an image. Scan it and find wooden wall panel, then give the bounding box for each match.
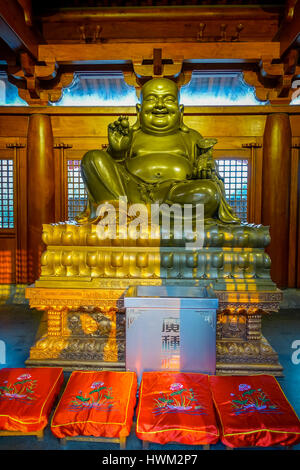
[51,116,137,138]
[184,115,266,137]
[0,236,16,283]
[0,116,29,137]
[290,116,300,136]
[50,114,267,139]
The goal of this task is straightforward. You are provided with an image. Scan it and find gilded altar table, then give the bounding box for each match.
[25,280,283,375]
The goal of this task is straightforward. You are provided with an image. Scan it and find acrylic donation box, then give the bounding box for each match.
[125,286,218,381]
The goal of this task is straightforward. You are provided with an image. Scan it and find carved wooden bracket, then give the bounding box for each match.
[197,23,206,41]
[133,49,183,78]
[196,22,244,42]
[79,24,103,44]
[123,48,192,95]
[220,24,228,42]
[232,24,244,42]
[243,50,300,104]
[7,52,74,105]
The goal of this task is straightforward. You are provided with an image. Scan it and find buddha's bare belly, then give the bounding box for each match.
[125,153,193,184]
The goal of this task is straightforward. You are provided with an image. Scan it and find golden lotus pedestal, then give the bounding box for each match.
[25,222,283,375]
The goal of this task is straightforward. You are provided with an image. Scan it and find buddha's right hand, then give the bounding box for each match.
[108,116,133,158]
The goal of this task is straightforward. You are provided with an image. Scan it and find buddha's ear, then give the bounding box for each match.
[179,104,189,133]
[132,103,141,131]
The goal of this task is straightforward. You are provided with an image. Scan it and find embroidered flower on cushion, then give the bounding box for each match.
[152,383,207,416]
[69,382,115,411]
[170,383,184,391]
[91,381,104,389]
[17,374,32,380]
[238,384,251,392]
[0,375,37,403]
[230,385,282,415]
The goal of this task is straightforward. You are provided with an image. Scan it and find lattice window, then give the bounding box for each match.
[67,159,87,220]
[216,159,249,222]
[0,159,14,228]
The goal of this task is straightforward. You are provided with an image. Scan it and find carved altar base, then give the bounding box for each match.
[25,285,283,375]
[25,221,283,374]
[25,287,126,370]
[215,289,283,375]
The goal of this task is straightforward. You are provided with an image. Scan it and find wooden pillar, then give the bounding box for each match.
[27,114,55,283]
[262,113,291,288]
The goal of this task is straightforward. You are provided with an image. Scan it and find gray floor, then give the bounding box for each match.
[0,300,299,451]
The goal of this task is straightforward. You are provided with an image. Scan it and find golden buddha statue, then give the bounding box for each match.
[26,78,280,377]
[78,77,239,224]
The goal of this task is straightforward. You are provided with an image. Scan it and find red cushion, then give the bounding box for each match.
[51,370,137,439]
[0,367,63,432]
[136,371,219,445]
[209,374,300,448]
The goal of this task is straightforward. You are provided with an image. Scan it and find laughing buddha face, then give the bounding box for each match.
[137,78,183,135]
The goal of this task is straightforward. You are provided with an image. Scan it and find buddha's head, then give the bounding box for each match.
[136,78,184,135]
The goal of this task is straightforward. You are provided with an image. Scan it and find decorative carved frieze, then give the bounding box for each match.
[123,48,192,94]
[217,313,247,340]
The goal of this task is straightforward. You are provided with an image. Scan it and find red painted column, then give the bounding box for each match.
[27,114,55,283]
[262,113,291,288]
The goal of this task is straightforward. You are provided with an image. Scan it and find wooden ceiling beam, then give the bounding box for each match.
[38,42,281,65]
[38,6,281,23]
[17,0,33,27]
[0,0,41,60]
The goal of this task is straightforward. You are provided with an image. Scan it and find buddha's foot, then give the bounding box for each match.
[75,212,89,224]
[74,206,97,224]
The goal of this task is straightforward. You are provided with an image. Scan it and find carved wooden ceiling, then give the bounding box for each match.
[0,0,299,105]
[32,0,286,10]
